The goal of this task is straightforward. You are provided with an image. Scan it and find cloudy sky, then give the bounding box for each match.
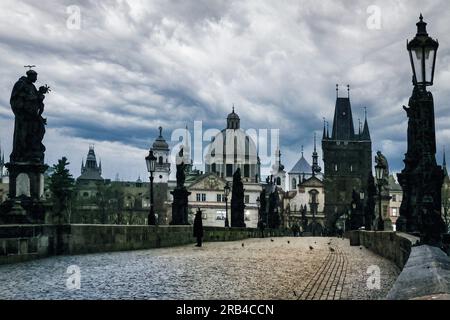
[0,0,450,181]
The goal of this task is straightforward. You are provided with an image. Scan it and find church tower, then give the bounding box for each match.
[322,85,372,233]
[78,146,104,182]
[271,147,286,190]
[152,127,171,184]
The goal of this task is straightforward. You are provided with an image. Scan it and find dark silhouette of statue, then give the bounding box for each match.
[0,68,50,224]
[193,208,204,247]
[258,188,267,237]
[231,168,246,228]
[375,151,389,193]
[171,147,191,225]
[10,69,50,164]
[176,148,186,188]
[301,205,308,232]
[365,172,377,230]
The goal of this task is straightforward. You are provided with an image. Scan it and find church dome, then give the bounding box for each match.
[205,108,260,182]
[153,127,169,150]
[227,107,240,130]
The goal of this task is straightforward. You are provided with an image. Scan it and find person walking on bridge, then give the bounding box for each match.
[194,208,204,247]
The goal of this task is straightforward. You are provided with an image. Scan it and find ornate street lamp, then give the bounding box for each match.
[375,163,385,231]
[146,149,157,225]
[407,14,439,88]
[224,182,231,228]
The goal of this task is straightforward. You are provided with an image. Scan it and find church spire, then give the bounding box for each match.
[312,133,321,177]
[322,118,327,140]
[444,146,448,176]
[331,84,355,141]
[361,107,371,141]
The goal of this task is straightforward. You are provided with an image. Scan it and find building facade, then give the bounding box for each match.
[388,174,403,231]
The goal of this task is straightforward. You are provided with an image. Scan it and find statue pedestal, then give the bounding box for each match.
[0,162,48,224]
[170,187,191,225]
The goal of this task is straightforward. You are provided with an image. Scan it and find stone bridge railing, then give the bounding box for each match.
[0,224,287,265]
[349,230,450,300]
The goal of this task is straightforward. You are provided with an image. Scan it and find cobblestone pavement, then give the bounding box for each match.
[0,237,399,300]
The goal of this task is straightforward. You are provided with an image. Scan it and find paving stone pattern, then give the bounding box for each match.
[0,237,399,300]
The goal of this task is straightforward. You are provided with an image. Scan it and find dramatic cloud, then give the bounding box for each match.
[0,0,449,181]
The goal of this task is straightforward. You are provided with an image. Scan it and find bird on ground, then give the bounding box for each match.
[327,242,332,246]
[329,247,335,252]
[360,247,363,250]
[309,246,314,251]
[271,239,274,242]
[287,241,290,244]
[242,243,245,248]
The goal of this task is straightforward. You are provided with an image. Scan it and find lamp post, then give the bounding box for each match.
[360,191,365,229]
[407,14,438,90]
[224,182,230,228]
[375,163,385,231]
[146,149,157,225]
[256,196,261,224]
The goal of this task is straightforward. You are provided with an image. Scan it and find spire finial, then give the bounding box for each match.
[232,104,235,113]
[326,121,330,138]
[419,13,423,21]
[314,132,317,152]
[301,145,304,157]
[444,146,447,166]
[347,84,350,98]
[364,107,367,120]
[336,84,339,98]
[159,126,163,137]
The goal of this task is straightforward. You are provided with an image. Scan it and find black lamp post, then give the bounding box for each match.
[407,14,439,90]
[375,163,385,231]
[146,149,157,225]
[256,196,261,223]
[224,182,230,228]
[360,191,365,229]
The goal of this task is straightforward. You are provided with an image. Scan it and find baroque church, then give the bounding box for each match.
[322,85,372,232]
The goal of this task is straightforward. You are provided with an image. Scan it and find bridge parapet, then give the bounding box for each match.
[349,230,450,300]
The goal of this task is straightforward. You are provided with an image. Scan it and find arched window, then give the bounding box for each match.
[212,163,216,173]
[276,177,281,186]
[159,156,163,165]
[292,178,297,190]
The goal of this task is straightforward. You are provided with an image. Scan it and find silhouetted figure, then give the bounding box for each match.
[193,208,203,247]
[258,220,265,238]
[10,69,50,163]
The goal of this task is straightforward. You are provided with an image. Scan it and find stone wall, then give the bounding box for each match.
[0,225,57,264]
[0,224,286,264]
[387,245,450,300]
[348,230,419,269]
[349,230,450,300]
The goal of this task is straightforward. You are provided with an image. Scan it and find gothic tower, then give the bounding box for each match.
[271,147,286,189]
[78,146,103,182]
[322,85,372,233]
[152,127,171,184]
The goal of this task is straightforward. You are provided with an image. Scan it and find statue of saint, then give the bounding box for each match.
[10,69,50,163]
[375,151,390,191]
[176,147,186,188]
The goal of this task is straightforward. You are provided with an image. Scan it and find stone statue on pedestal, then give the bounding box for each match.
[0,68,50,224]
[170,147,191,225]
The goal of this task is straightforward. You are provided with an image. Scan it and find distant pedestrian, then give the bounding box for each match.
[193,208,204,247]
